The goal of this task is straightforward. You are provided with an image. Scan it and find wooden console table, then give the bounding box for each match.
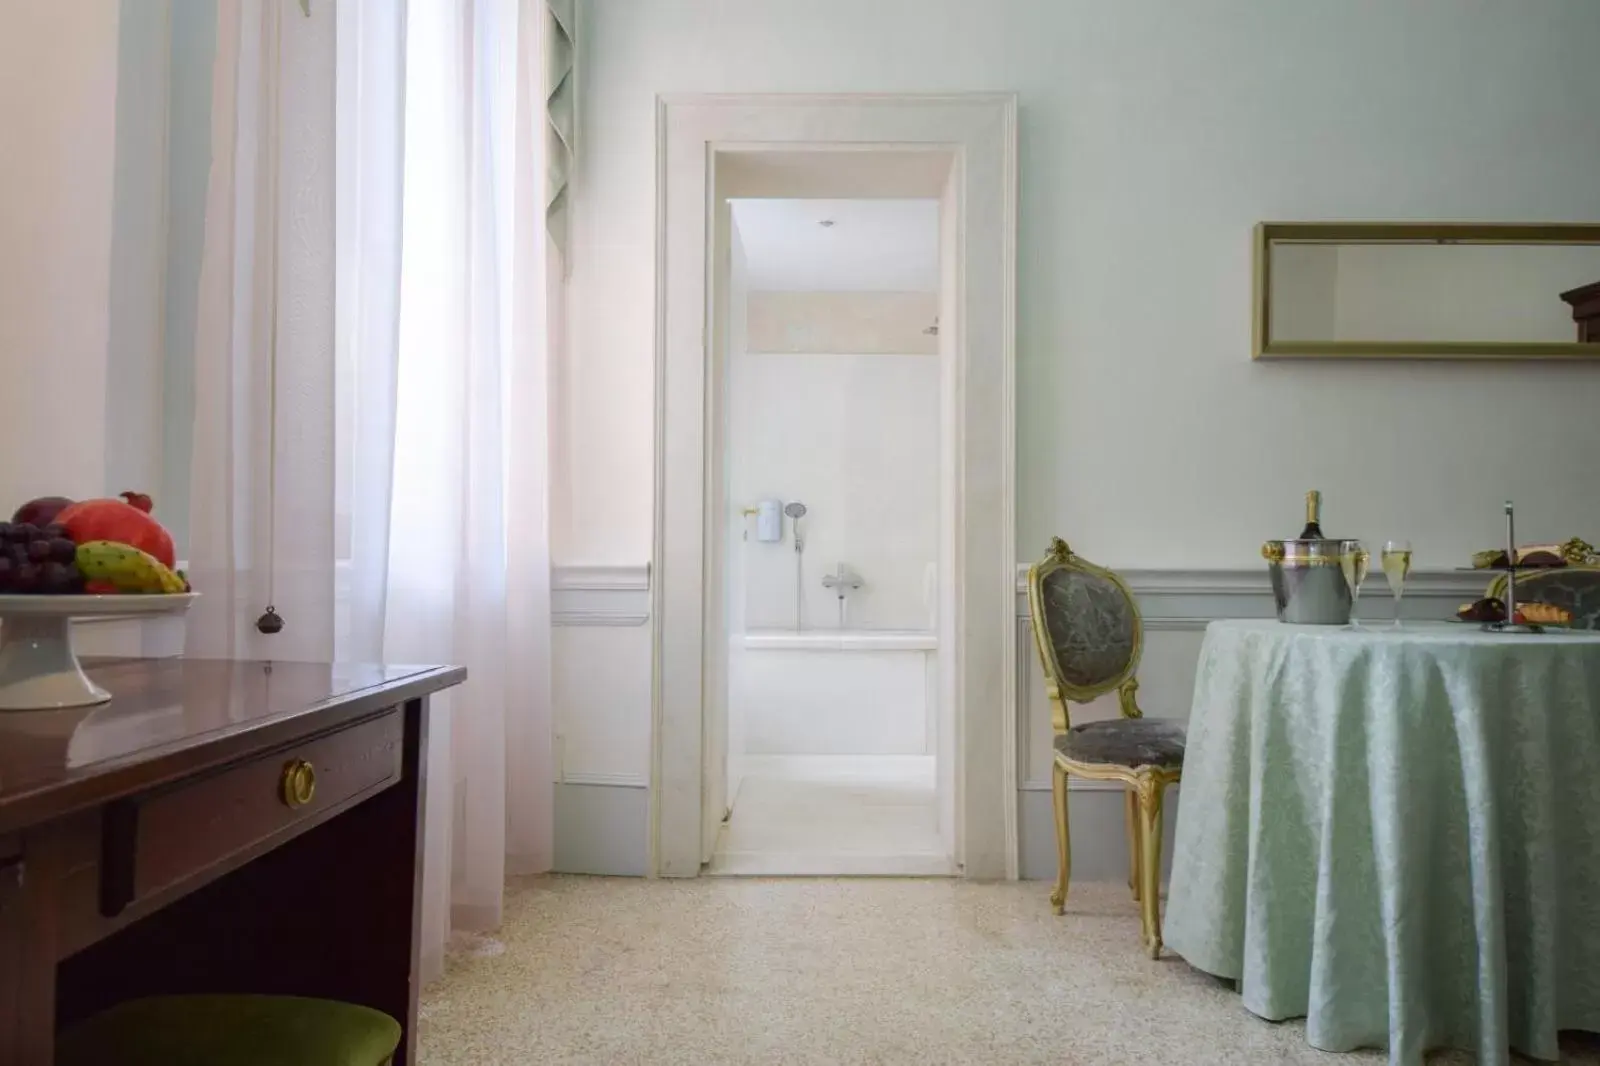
[0,657,464,1064]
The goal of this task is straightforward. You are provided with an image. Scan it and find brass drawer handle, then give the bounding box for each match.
[280,759,317,809]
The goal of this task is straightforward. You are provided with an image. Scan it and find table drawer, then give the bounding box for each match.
[102,710,403,915]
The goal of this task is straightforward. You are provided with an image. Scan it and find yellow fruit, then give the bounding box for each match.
[74,541,187,594]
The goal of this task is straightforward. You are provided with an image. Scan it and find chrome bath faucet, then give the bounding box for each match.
[822,563,863,628]
[822,563,863,599]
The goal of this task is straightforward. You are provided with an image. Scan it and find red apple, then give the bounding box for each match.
[12,496,74,527]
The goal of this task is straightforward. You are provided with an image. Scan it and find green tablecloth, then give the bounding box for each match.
[1165,619,1600,1065]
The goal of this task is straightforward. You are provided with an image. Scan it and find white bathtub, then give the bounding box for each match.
[730,629,938,758]
[741,629,937,652]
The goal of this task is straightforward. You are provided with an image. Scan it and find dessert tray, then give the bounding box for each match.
[1452,504,1583,634]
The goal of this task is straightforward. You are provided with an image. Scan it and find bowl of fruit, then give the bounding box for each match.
[0,492,195,710]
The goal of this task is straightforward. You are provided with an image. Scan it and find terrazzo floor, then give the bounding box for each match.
[418,876,1600,1065]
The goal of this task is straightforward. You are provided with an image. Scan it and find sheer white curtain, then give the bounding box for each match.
[337,0,555,981]
[189,0,335,663]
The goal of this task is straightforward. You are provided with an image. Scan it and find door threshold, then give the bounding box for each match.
[705,851,955,877]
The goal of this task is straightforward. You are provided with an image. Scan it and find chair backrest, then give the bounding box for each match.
[1026,538,1144,728]
[1485,538,1600,630]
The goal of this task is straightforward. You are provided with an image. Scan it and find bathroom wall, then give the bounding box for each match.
[731,344,940,632]
[747,292,938,355]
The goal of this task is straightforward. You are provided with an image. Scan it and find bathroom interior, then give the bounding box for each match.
[711,195,954,876]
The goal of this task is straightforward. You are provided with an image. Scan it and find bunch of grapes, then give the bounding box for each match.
[0,522,83,594]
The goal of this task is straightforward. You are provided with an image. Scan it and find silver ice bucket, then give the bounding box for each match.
[1261,538,1360,625]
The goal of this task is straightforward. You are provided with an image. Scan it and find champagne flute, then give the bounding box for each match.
[1382,540,1412,628]
[1341,542,1370,629]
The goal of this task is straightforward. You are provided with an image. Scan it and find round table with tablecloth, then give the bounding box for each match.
[1165,619,1600,1066]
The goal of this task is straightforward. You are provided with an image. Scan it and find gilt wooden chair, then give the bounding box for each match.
[1027,538,1185,958]
[1486,537,1600,630]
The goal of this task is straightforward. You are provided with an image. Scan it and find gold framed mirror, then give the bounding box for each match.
[1253,222,1600,360]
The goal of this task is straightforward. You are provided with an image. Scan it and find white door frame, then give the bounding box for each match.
[650,93,1018,879]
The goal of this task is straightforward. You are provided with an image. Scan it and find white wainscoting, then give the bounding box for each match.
[549,562,1488,878]
[551,563,651,875]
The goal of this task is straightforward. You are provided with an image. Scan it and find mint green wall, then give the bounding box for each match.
[567,0,1600,569]
[106,0,214,554]
[105,1,172,509]
[159,0,217,556]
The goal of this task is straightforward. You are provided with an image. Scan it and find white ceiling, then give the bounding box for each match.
[731,198,940,293]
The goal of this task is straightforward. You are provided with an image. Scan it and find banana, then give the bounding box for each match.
[75,541,187,594]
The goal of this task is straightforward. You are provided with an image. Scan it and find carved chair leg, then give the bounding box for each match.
[1124,787,1142,901]
[1050,759,1070,915]
[1135,773,1166,959]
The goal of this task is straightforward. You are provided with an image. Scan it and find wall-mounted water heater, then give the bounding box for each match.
[755,499,784,543]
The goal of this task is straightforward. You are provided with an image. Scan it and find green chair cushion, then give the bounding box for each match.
[57,994,402,1066]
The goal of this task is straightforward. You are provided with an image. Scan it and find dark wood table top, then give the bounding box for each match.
[0,659,464,835]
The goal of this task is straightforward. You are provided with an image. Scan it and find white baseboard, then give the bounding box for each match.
[1016,785,1179,882]
[706,851,954,877]
[553,779,649,876]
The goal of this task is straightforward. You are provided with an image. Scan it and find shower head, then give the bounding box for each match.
[785,502,808,556]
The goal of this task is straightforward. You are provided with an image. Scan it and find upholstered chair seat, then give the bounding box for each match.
[1054,719,1186,769]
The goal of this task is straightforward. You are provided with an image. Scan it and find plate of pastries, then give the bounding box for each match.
[1456,598,1572,626]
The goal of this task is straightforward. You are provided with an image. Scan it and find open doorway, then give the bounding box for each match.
[652,95,1017,881]
[712,197,949,875]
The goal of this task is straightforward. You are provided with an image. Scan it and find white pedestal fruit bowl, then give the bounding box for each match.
[0,593,197,710]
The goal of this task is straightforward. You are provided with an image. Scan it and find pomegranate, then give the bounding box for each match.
[57,491,176,568]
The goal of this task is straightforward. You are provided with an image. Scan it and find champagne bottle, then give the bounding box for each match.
[1299,490,1324,540]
